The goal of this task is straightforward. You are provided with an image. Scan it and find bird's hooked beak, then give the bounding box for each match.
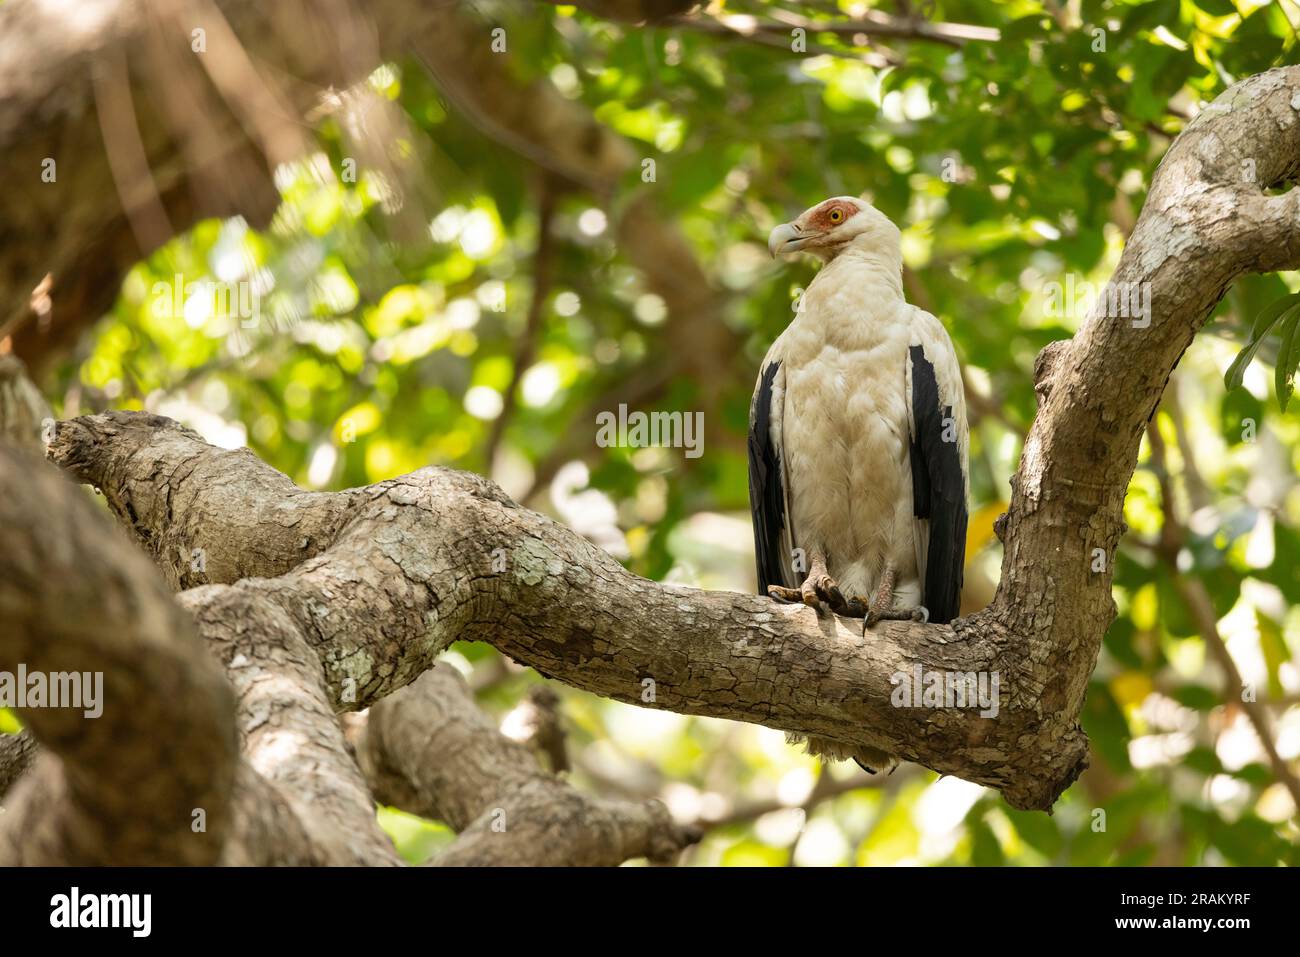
[768,222,807,257]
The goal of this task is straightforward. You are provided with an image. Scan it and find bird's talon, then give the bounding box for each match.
[767,585,802,604]
[839,595,868,619]
[868,605,927,624]
[812,574,842,604]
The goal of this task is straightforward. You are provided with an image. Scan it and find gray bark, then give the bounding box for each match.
[352,665,699,865]
[35,66,1300,815]
[0,440,690,864]
[0,446,237,865]
[4,0,1300,861]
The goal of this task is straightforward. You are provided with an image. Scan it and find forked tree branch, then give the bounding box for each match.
[350,665,699,865]
[0,441,688,865]
[38,66,1300,814]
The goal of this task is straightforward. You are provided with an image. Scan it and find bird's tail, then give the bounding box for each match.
[785,733,896,775]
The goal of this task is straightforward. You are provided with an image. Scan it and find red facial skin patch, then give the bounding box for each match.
[804,200,855,231]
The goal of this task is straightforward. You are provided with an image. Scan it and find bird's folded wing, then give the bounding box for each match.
[748,358,794,594]
[906,315,969,623]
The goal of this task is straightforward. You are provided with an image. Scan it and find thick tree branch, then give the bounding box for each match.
[182,582,403,865]
[0,729,38,801]
[0,445,398,865]
[48,412,362,590]
[352,665,698,865]
[46,409,1034,807]
[40,67,1300,814]
[980,65,1300,803]
[0,438,685,865]
[0,447,237,865]
[0,355,52,453]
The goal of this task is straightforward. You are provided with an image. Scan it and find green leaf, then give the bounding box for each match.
[1183,746,1223,776]
[1171,685,1220,711]
[1231,762,1274,787]
[967,812,1005,866]
[1257,611,1288,699]
[1275,310,1300,411]
[1224,293,1300,392]
[722,840,790,867]
[1001,15,1050,42]
[1004,807,1063,858]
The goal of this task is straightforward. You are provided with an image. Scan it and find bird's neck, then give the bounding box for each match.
[793,246,910,349]
[817,241,905,300]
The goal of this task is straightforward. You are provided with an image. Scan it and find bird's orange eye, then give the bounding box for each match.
[828,208,844,223]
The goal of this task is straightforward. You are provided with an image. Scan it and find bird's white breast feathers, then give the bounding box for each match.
[762,255,965,603]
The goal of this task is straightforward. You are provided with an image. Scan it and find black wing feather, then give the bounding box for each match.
[748,361,786,594]
[909,345,967,624]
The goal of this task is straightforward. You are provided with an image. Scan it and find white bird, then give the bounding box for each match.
[750,196,969,770]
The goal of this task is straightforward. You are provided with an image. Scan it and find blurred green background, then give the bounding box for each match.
[8,0,1300,864]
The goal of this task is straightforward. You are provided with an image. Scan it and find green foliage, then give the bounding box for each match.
[40,0,1300,864]
[1225,292,1300,409]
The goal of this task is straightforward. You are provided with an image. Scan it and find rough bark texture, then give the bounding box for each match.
[42,411,1032,799]
[0,445,392,865]
[0,355,691,866]
[0,446,238,865]
[5,0,1300,861]
[0,356,51,452]
[982,67,1300,804]
[0,729,38,800]
[32,66,1300,817]
[352,665,699,865]
[1,438,687,864]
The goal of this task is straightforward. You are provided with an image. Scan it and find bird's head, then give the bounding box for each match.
[767,197,901,263]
